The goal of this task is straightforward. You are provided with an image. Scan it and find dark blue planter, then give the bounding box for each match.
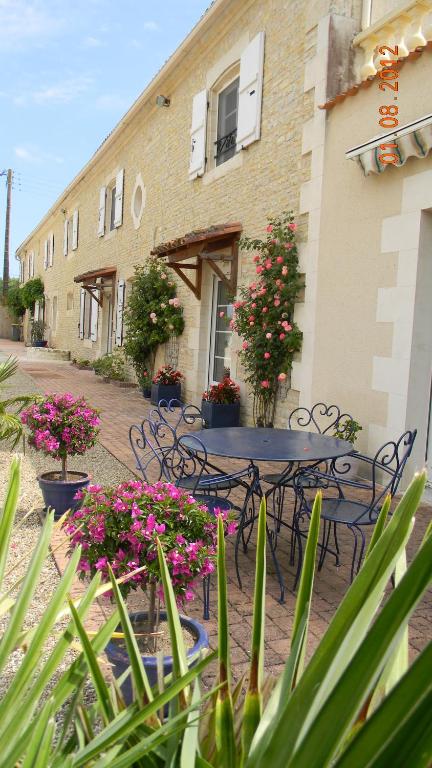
[151,383,181,405]
[141,387,152,399]
[38,471,90,520]
[201,400,240,429]
[105,611,209,706]
[32,340,47,348]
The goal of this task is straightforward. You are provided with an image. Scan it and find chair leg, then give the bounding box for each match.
[290,491,300,566]
[333,522,340,567]
[318,519,332,572]
[202,575,210,621]
[348,525,366,582]
[266,521,285,604]
[292,512,303,591]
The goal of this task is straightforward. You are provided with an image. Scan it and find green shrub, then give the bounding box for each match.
[6,283,25,321]
[123,259,184,379]
[20,277,44,311]
[93,349,127,380]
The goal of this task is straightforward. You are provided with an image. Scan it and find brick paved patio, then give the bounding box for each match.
[3,339,431,681]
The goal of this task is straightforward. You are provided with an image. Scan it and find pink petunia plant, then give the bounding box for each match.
[21,392,100,481]
[64,479,236,649]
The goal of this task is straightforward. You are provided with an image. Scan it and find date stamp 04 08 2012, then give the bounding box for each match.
[376,44,401,167]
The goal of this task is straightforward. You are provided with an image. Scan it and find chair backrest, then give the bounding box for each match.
[289,402,353,435]
[370,429,417,504]
[167,433,209,493]
[129,418,176,484]
[153,399,204,436]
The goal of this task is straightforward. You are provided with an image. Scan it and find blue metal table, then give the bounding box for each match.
[182,427,353,602]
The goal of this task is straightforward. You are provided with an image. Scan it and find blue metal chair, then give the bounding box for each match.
[293,429,417,585]
[262,403,354,559]
[151,398,243,494]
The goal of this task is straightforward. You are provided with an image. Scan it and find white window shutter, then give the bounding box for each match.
[114,169,124,227]
[30,251,35,277]
[63,219,69,256]
[189,89,208,180]
[43,240,48,270]
[34,300,40,321]
[79,288,85,339]
[236,31,265,150]
[115,278,126,346]
[72,209,79,250]
[49,233,54,267]
[98,186,106,237]
[90,289,99,342]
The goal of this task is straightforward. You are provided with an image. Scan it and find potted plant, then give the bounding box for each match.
[75,358,92,370]
[202,377,241,428]
[21,393,101,519]
[31,320,47,348]
[139,368,152,398]
[151,365,183,405]
[333,417,362,478]
[63,480,235,702]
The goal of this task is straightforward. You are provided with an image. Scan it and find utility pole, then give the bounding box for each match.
[1,169,12,297]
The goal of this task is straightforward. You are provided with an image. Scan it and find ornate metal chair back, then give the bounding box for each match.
[288,402,353,435]
[129,418,177,484]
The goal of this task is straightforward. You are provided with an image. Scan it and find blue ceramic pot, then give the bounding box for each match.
[32,340,47,348]
[201,400,240,429]
[105,610,209,705]
[38,471,90,520]
[151,383,181,405]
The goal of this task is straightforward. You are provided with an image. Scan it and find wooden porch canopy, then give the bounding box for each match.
[73,266,116,307]
[150,222,242,300]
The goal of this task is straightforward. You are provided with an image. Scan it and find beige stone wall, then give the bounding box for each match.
[316,48,432,477]
[17,0,362,424]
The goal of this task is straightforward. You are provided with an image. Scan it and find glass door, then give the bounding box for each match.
[208,278,233,384]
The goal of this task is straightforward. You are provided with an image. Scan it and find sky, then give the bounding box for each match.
[0,0,211,276]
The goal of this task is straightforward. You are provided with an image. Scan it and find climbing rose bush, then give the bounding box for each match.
[232,211,303,426]
[64,480,236,605]
[21,393,100,459]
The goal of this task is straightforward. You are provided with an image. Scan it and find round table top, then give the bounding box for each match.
[182,427,353,463]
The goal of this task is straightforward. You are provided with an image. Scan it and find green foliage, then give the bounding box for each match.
[194,472,432,767]
[123,259,184,378]
[20,277,44,311]
[30,320,45,343]
[333,417,363,445]
[93,349,127,380]
[0,356,37,448]
[233,212,303,426]
[6,281,25,321]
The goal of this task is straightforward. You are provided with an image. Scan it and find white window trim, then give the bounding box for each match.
[207,275,233,386]
[207,64,241,174]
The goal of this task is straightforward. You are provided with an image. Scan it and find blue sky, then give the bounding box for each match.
[0,0,211,276]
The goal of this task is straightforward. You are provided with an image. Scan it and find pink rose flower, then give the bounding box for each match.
[279,333,286,340]
[288,222,297,231]
[274,299,281,307]
[253,254,260,263]
[264,352,271,359]
[262,307,268,313]
[265,332,272,339]
[278,372,287,382]
[282,266,288,275]
[284,242,294,250]
[256,266,264,275]
[261,380,270,388]
[276,256,284,263]
[266,225,273,232]
[219,311,225,318]
[242,341,249,350]
[265,260,272,270]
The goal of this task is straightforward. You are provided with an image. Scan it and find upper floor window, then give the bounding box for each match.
[98,169,124,237]
[216,77,239,166]
[188,31,265,180]
[43,234,54,269]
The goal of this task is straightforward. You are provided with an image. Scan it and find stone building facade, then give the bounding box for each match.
[16,0,432,480]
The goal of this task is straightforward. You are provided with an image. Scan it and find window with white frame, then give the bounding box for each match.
[208,278,233,384]
[216,76,240,166]
[188,31,265,180]
[98,169,124,236]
